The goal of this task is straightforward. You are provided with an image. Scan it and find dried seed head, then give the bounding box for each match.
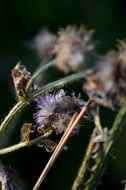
[53,26,96,73]
[20,123,36,142]
[118,40,126,63]
[98,52,118,97]
[99,44,126,99]
[84,41,126,108]
[117,41,126,94]
[32,28,57,59]
[11,62,31,99]
[84,71,104,98]
[83,57,118,108]
[33,89,85,135]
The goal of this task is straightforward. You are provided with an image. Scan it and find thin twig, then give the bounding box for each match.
[92,97,114,110]
[49,113,78,161]
[33,114,77,190]
[33,98,92,190]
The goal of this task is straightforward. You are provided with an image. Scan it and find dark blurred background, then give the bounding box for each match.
[0,0,126,189]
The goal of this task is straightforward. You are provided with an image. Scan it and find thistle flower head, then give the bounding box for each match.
[33,89,84,134]
[53,25,96,73]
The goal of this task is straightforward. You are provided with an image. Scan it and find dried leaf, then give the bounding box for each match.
[37,139,57,152]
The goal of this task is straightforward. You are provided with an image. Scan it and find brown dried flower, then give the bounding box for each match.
[83,41,126,108]
[21,123,36,142]
[53,25,96,73]
[100,44,126,98]
[11,62,32,100]
[84,72,104,97]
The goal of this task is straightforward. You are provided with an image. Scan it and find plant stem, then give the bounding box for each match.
[0,101,27,135]
[26,59,55,93]
[33,98,92,190]
[71,100,126,190]
[71,127,97,190]
[31,70,92,100]
[94,106,103,134]
[0,130,53,155]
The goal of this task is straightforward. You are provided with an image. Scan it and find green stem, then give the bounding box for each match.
[71,128,97,190]
[71,100,126,190]
[0,101,27,135]
[26,59,55,93]
[31,70,92,100]
[0,130,52,155]
[94,106,103,134]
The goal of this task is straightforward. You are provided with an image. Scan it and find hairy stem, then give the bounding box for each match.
[71,127,97,190]
[31,70,92,100]
[0,101,27,135]
[26,59,55,93]
[0,130,53,155]
[33,98,92,190]
[71,100,126,190]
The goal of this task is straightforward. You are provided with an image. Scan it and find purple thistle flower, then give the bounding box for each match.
[33,89,85,135]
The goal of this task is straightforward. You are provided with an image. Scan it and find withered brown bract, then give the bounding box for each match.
[11,62,31,101]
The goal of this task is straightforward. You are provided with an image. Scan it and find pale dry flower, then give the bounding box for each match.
[53,25,96,73]
[83,41,126,108]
